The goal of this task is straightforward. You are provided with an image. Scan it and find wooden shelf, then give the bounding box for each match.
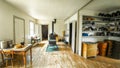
[83,20,110,23]
[82,36,120,38]
[82,36,108,37]
[82,15,120,42]
[83,15,120,19]
[83,15,120,23]
[82,31,105,33]
[82,30,107,32]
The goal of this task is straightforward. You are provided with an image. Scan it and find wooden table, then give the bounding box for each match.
[0,44,32,68]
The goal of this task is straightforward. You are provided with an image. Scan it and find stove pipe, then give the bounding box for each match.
[52,19,56,33]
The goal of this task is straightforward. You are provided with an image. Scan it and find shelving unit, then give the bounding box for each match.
[82,15,120,42]
[81,15,120,58]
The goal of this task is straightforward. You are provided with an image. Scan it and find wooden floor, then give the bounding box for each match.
[2,41,120,68]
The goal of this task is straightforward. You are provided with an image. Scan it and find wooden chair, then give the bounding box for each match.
[2,50,14,68]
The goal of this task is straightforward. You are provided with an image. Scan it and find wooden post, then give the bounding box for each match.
[1,53,4,65]
[30,48,32,67]
[23,52,26,68]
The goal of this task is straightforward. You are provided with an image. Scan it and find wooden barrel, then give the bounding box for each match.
[98,42,108,56]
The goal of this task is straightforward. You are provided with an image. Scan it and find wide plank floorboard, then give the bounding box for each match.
[2,41,120,68]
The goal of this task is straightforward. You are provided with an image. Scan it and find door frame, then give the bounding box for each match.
[74,21,77,53]
[69,21,77,53]
[13,15,25,44]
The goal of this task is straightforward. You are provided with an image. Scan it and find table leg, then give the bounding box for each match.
[30,48,32,66]
[23,52,26,68]
[1,53,4,65]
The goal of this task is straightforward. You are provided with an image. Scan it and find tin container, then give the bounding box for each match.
[0,41,8,49]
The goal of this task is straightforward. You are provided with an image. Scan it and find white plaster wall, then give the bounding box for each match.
[37,19,65,40]
[0,0,36,44]
[65,13,77,24]
[65,13,78,53]
[64,24,69,42]
[54,20,65,36]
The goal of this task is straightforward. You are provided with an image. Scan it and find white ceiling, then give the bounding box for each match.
[5,0,91,20]
[4,0,120,20]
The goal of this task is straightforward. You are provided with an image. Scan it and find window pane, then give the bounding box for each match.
[30,21,34,36]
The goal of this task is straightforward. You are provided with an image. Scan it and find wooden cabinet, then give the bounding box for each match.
[82,42,98,58]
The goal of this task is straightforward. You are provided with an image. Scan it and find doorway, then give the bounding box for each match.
[69,23,72,47]
[41,25,48,40]
[13,16,25,44]
[69,22,77,53]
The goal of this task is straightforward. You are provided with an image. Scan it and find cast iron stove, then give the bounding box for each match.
[46,19,59,52]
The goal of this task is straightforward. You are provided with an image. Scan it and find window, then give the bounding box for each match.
[30,21,34,36]
[35,24,39,35]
